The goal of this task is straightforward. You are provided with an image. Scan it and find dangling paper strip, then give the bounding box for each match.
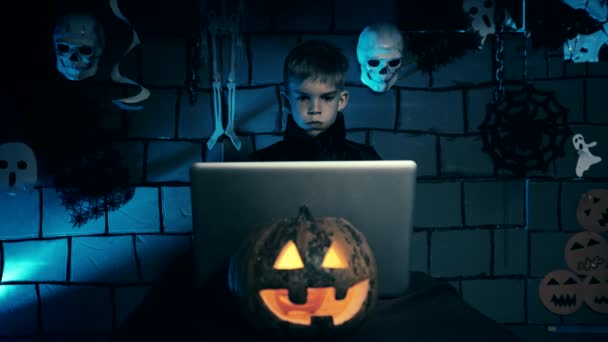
[109,0,150,110]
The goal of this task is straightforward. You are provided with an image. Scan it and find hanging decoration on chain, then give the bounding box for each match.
[562,0,608,63]
[206,0,245,151]
[479,24,573,176]
[109,0,150,110]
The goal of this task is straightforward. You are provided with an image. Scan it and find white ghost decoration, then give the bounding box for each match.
[356,22,404,93]
[0,143,37,195]
[573,133,602,177]
[562,0,608,21]
[463,0,496,47]
[53,13,105,81]
[562,0,608,63]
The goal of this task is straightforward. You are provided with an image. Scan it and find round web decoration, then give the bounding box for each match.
[479,84,573,176]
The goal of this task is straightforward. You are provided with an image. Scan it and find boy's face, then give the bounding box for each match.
[284,77,349,137]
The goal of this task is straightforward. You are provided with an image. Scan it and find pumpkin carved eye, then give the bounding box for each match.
[321,241,349,269]
[273,240,304,270]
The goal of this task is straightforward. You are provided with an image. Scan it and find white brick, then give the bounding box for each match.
[161,187,192,233]
[2,239,67,282]
[39,285,112,334]
[414,182,461,227]
[127,88,177,139]
[42,188,105,238]
[0,190,39,240]
[411,231,428,273]
[135,235,191,282]
[399,89,463,133]
[431,230,491,277]
[146,142,203,182]
[254,134,283,151]
[178,91,214,139]
[431,46,492,87]
[250,35,299,85]
[141,34,187,87]
[370,132,436,177]
[346,87,396,130]
[71,236,138,283]
[0,285,38,335]
[114,286,151,328]
[235,87,281,133]
[108,187,160,234]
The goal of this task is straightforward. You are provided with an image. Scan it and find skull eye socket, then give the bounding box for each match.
[56,43,70,53]
[388,59,401,67]
[368,60,380,67]
[484,0,493,8]
[469,6,479,15]
[78,46,94,55]
[0,160,7,169]
[17,161,27,170]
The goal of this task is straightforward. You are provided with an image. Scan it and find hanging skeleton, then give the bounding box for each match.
[206,0,244,151]
[562,0,608,63]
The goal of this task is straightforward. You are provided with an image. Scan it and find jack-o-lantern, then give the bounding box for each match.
[564,231,608,276]
[583,272,608,314]
[576,189,608,233]
[228,206,377,337]
[539,269,584,315]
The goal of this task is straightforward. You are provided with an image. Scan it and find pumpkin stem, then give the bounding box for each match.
[296,205,314,223]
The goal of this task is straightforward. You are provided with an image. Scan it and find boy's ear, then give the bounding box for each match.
[338,89,349,112]
[280,91,291,113]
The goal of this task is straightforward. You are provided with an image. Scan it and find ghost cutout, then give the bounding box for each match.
[564,231,608,276]
[53,13,105,81]
[576,188,608,233]
[562,0,608,63]
[463,0,496,47]
[0,143,37,195]
[356,22,404,93]
[539,269,584,315]
[583,272,608,314]
[562,0,608,21]
[572,133,602,177]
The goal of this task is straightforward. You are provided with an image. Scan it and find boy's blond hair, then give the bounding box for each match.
[283,40,349,92]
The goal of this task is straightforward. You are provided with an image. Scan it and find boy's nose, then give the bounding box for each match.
[308,99,321,114]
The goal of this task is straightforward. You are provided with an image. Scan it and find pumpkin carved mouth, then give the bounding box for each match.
[259,279,370,326]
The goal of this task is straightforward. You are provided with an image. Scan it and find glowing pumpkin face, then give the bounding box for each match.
[539,269,584,315]
[576,189,608,233]
[583,272,608,314]
[564,232,608,276]
[228,206,377,337]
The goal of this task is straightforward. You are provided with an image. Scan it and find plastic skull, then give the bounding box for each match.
[356,22,404,93]
[53,13,105,81]
[463,0,496,47]
[0,143,37,195]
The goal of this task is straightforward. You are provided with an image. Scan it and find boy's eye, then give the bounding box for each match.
[321,95,335,101]
[297,95,310,101]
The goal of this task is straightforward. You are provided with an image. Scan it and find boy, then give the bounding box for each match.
[248,40,381,161]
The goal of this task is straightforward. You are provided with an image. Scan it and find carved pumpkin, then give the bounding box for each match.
[539,269,584,315]
[576,188,608,233]
[228,206,377,337]
[564,231,608,276]
[583,271,608,314]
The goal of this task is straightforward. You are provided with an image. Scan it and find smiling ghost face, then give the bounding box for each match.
[576,189,608,233]
[228,206,377,337]
[583,272,608,314]
[564,231,608,276]
[539,270,584,315]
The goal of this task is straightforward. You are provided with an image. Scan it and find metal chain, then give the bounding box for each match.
[494,24,505,103]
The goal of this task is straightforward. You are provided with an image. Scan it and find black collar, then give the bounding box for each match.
[284,113,346,148]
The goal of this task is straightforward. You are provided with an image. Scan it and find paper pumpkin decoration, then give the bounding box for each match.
[539,269,584,315]
[228,206,377,337]
[583,272,608,314]
[564,231,608,276]
[576,189,608,233]
[53,13,105,81]
[0,142,37,195]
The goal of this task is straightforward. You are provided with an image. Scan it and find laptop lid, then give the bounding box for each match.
[190,160,417,298]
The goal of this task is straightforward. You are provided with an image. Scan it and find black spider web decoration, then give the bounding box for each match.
[479,84,573,176]
[53,145,134,227]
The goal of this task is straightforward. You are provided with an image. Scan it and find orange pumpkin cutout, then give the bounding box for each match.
[583,272,608,314]
[564,231,608,276]
[539,270,584,315]
[576,188,608,233]
[228,206,377,337]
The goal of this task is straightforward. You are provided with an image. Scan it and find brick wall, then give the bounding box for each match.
[1,0,608,339]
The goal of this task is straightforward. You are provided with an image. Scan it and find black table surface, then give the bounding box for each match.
[112,251,521,342]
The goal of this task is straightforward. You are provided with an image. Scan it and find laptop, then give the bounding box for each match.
[190,160,417,298]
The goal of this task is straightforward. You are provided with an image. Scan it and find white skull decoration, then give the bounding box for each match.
[356,22,404,93]
[0,143,37,195]
[53,13,105,81]
[463,0,496,47]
